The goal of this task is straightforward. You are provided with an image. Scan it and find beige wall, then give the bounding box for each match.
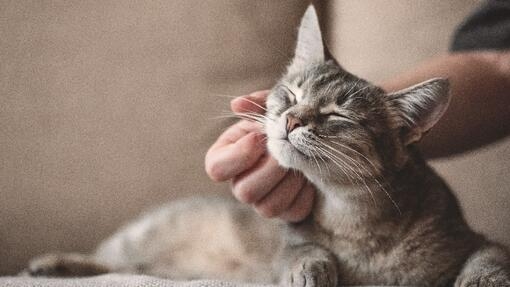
[0,1,307,274]
[1,0,508,276]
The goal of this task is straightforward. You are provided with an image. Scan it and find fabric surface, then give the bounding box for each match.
[0,274,395,287]
[0,274,270,287]
[451,0,510,51]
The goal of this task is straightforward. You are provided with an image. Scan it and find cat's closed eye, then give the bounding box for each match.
[325,112,348,119]
[324,112,359,126]
[279,85,298,104]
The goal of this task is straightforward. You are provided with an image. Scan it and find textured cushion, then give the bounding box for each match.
[0,274,269,287]
[0,274,393,287]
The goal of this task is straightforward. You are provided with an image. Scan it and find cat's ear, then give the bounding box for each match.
[288,5,335,73]
[386,78,450,145]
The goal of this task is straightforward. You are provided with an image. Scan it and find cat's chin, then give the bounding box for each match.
[267,138,353,185]
[267,138,308,171]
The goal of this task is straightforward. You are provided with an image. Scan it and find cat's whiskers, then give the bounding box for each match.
[306,137,373,201]
[322,137,381,172]
[313,140,378,207]
[302,137,331,179]
[308,145,324,179]
[317,137,402,214]
[212,113,265,126]
[213,110,275,127]
[319,137,390,196]
[310,143,357,185]
[313,145,331,178]
[233,97,268,112]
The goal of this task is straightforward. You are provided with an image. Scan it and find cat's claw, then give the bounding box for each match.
[284,259,337,287]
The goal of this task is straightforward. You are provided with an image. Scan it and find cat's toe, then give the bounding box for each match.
[284,260,337,287]
[455,269,510,287]
[26,254,66,277]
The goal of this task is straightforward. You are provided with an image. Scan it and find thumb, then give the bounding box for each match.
[231,90,270,114]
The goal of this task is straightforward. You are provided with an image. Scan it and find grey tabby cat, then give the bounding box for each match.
[25,6,510,287]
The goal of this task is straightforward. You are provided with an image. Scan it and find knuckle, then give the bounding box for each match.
[297,200,313,219]
[284,198,313,222]
[256,202,279,218]
[233,184,258,204]
[292,208,309,221]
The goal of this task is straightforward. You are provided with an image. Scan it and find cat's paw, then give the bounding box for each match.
[283,259,337,287]
[23,253,68,277]
[23,253,109,277]
[455,268,510,287]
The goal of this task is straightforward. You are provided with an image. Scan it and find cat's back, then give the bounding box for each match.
[93,196,284,282]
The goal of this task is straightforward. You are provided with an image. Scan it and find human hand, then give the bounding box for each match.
[205,90,315,222]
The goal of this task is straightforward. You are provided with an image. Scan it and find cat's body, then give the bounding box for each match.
[293,154,483,286]
[25,6,510,287]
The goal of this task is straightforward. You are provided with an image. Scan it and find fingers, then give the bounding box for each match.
[279,182,315,222]
[206,89,314,222]
[231,156,287,204]
[206,90,270,182]
[254,172,306,218]
[231,154,315,222]
[231,90,270,114]
[205,121,265,182]
[209,120,262,151]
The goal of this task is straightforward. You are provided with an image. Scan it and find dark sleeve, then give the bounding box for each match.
[450,0,510,52]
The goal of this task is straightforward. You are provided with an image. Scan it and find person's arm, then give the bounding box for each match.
[205,50,510,221]
[381,51,510,158]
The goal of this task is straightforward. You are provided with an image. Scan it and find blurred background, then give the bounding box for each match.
[1,0,508,275]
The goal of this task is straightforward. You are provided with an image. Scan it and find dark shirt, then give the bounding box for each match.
[451,0,510,51]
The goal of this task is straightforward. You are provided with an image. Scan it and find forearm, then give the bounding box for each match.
[380,51,510,158]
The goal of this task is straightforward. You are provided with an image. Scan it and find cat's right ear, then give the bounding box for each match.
[288,5,335,74]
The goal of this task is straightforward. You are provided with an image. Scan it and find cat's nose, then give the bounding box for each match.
[286,115,302,133]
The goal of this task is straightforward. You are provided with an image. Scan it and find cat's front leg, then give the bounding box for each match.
[455,244,510,287]
[280,243,338,287]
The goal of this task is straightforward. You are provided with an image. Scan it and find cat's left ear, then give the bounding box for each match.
[288,5,336,74]
[386,78,450,145]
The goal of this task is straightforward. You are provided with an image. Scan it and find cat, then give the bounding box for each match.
[24,5,510,287]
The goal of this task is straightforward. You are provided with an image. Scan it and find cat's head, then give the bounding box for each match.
[265,5,450,185]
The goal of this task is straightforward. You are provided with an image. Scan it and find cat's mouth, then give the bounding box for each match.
[265,118,317,169]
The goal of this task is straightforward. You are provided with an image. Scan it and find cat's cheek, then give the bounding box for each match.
[264,116,287,139]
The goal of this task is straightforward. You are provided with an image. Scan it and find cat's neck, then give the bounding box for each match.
[311,182,399,234]
[308,157,434,238]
